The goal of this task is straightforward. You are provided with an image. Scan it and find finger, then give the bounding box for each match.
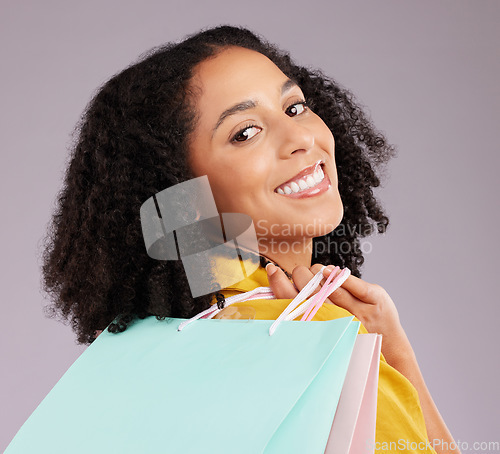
[310,263,332,284]
[292,264,339,297]
[324,284,362,315]
[290,265,317,294]
[320,264,343,283]
[308,264,342,293]
[324,268,377,304]
[319,267,368,314]
[266,263,298,299]
[310,263,326,275]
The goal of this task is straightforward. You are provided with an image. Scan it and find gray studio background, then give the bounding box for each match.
[1,0,499,450]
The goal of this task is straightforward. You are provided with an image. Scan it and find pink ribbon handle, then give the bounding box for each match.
[301,267,350,321]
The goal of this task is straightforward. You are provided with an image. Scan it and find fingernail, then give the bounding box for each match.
[324,265,339,275]
[266,263,278,276]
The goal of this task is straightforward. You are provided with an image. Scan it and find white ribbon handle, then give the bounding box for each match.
[178,265,350,335]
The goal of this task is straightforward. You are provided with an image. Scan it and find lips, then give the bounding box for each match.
[274,159,324,193]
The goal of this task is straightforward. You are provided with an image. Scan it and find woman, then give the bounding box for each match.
[41,25,458,453]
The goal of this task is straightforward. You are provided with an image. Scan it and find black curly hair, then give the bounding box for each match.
[40,24,397,345]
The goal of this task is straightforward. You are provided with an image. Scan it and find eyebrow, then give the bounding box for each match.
[211,78,299,138]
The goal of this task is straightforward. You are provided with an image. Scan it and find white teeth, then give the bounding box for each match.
[306,175,316,187]
[275,165,326,195]
[298,179,309,190]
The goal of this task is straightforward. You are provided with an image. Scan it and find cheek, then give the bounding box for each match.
[209,158,270,213]
[311,113,335,154]
[319,125,335,157]
[188,141,266,214]
[205,166,248,213]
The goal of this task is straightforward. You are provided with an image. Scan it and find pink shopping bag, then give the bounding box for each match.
[324,333,382,454]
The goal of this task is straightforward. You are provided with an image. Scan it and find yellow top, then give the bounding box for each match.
[210,262,437,454]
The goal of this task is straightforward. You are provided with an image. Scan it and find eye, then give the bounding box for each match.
[286,100,308,117]
[229,100,308,144]
[230,124,262,143]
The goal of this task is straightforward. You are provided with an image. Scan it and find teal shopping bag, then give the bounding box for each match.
[5,315,359,454]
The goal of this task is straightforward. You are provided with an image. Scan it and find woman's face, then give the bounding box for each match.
[187,46,343,247]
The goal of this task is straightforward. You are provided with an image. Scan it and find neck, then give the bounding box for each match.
[258,237,313,276]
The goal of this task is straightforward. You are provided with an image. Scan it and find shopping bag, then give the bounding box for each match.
[325,333,382,454]
[5,315,360,454]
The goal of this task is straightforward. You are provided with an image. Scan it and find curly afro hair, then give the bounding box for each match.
[40,25,397,345]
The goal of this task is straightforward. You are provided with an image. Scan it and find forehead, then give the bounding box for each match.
[190,47,289,107]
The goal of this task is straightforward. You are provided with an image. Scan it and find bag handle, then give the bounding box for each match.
[177,286,275,331]
[301,267,351,321]
[177,265,351,335]
[268,267,351,335]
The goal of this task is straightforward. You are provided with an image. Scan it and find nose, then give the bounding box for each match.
[275,115,315,159]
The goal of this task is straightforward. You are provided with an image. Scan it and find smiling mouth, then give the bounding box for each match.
[274,160,327,195]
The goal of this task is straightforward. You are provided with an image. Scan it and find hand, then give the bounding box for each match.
[266,263,410,360]
[267,263,460,452]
